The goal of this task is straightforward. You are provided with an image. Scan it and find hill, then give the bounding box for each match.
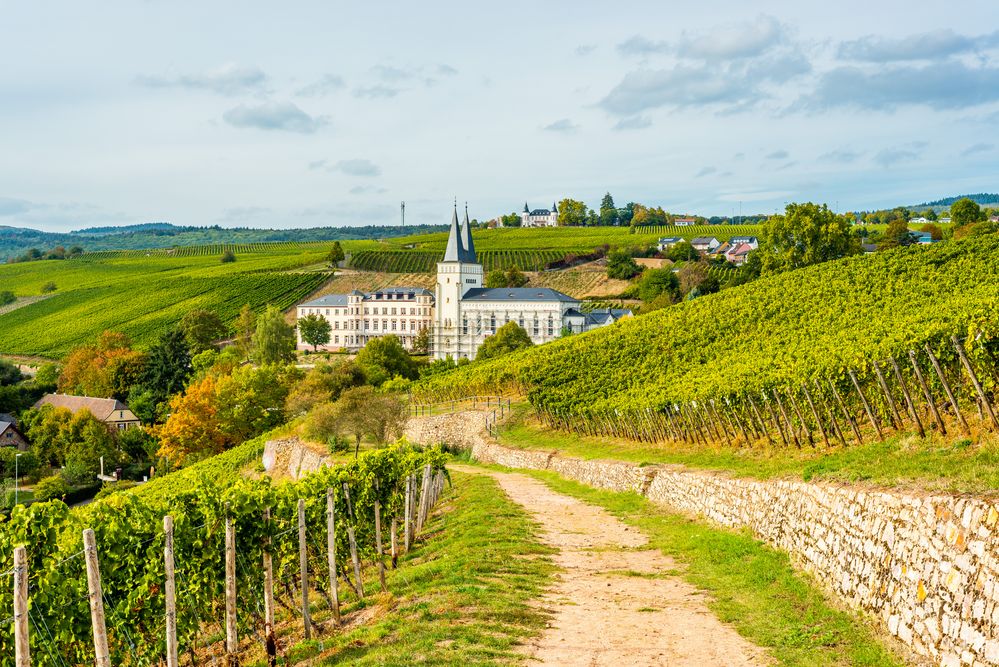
[0,223,446,262]
[415,234,999,423]
[913,193,999,208]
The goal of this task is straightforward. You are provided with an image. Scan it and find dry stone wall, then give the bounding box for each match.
[405,411,999,667]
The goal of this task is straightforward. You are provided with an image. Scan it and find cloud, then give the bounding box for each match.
[801,61,999,111]
[962,142,994,157]
[136,63,267,95]
[349,185,388,195]
[543,118,579,133]
[334,159,381,177]
[819,149,863,163]
[218,206,271,222]
[677,15,786,61]
[612,115,652,130]
[0,197,32,216]
[695,166,717,178]
[617,35,669,56]
[576,44,597,56]
[373,65,412,82]
[296,74,346,97]
[766,150,789,160]
[874,142,927,166]
[353,85,401,99]
[436,64,459,76]
[838,29,997,62]
[222,102,327,133]
[297,203,395,223]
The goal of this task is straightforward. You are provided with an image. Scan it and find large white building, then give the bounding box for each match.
[519,201,559,227]
[297,206,631,358]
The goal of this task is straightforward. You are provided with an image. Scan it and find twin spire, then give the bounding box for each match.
[443,202,477,263]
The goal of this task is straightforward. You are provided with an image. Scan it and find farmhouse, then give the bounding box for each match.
[657,236,684,252]
[0,420,28,451]
[33,394,141,430]
[690,236,720,253]
[520,202,559,227]
[674,217,697,227]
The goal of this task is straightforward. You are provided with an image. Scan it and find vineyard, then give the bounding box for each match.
[76,241,374,261]
[349,249,583,273]
[414,234,999,448]
[0,440,448,665]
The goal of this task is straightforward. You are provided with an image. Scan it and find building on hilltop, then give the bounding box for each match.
[33,394,141,430]
[295,205,632,359]
[520,201,559,227]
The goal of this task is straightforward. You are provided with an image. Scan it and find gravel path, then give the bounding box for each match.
[457,465,772,666]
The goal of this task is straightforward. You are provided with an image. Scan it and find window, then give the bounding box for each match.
[547,317,554,336]
[490,314,496,332]
[391,320,397,331]
[518,316,524,328]
[334,321,339,330]
[391,307,397,315]
[533,318,539,336]
[364,320,370,330]
[462,318,468,335]
[335,335,340,344]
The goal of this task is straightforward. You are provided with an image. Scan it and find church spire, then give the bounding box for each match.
[443,203,462,262]
[460,202,476,262]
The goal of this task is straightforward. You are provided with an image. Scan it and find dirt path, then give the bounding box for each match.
[456,465,772,666]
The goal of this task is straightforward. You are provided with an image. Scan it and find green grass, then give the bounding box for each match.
[237,470,554,666]
[515,468,902,667]
[497,404,999,493]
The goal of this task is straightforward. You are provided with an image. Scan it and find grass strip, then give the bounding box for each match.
[513,467,904,667]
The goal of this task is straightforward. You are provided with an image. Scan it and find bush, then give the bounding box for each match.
[220,250,236,263]
[34,475,69,501]
[303,403,341,443]
[0,290,15,306]
[41,281,57,293]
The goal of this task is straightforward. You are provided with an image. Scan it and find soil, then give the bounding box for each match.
[458,465,772,666]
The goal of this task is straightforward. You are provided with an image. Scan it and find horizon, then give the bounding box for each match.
[2,1,998,232]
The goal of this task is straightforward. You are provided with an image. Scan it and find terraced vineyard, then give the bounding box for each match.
[350,249,583,273]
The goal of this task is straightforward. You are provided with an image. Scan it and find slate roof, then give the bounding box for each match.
[529,209,552,216]
[0,421,16,436]
[729,235,758,244]
[443,206,462,261]
[691,236,719,245]
[564,307,632,325]
[33,394,133,421]
[300,294,350,307]
[460,208,477,262]
[461,287,578,303]
[658,236,683,244]
[300,287,433,308]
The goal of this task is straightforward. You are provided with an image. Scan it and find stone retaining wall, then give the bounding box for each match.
[405,412,999,667]
[262,437,331,480]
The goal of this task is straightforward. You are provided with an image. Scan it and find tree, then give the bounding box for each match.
[179,309,228,354]
[500,212,522,227]
[556,199,588,226]
[215,365,289,443]
[41,281,57,293]
[142,327,193,402]
[666,241,699,262]
[58,331,147,399]
[880,219,914,249]
[630,204,669,227]
[678,261,719,296]
[477,321,534,361]
[314,386,407,458]
[951,198,985,226]
[220,249,236,263]
[327,241,345,267]
[285,360,364,416]
[34,475,69,501]
[156,375,227,466]
[356,335,419,386]
[758,202,860,275]
[599,192,617,227]
[485,266,529,288]
[637,268,680,303]
[234,304,257,360]
[0,359,22,386]
[920,223,944,241]
[0,290,14,306]
[298,313,332,352]
[618,203,636,226]
[606,249,641,279]
[252,305,296,365]
[412,327,431,355]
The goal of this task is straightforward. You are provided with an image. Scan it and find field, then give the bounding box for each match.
[0,244,353,357]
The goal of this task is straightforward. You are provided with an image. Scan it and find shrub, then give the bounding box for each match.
[220,250,236,263]
[0,290,15,306]
[41,281,57,293]
[34,475,69,501]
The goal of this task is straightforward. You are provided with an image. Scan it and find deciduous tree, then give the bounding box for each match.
[556,199,588,226]
[951,198,985,226]
[298,313,332,351]
[758,202,860,275]
[606,249,641,279]
[179,309,228,354]
[477,321,534,361]
[252,305,296,364]
[356,335,418,386]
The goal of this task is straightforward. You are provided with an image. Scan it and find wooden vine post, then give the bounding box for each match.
[890,356,925,438]
[953,335,999,429]
[13,546,29,667]
[326,489,341,626]
[390,518,399,569]
[83,528,111,667]
[872,362,902,430]
[164,515,179,667]
[848,369,883,441]
[343,482,364,599]
[263,507,277,664]
[403,475,413,552]
[924,343,970,435]
[909,349,946,433]
[374,480,387,592]
[829,379,863,444]
[297,499,312,640]
[801,383,829,447]
[224,505,239,666]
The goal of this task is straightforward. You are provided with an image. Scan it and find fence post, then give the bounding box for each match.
[925,343,970,435]
[263,507,277,665]
[326,489,341,626]
[83,528,111,667]
[13,546,29,667]
[224,506,239,666]
[297,499,312,640]
[390,518,398,569]
[403,476,412,552]
[374,497,387,592]
[164,516,179,667]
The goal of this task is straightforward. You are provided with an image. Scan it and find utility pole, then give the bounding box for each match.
[400,201,405,227]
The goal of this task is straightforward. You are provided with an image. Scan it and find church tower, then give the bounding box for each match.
[434,204,482,359]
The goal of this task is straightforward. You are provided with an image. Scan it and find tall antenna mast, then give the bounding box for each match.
[400,201,405,227]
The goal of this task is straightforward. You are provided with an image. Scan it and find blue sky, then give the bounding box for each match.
[1,0,997,231]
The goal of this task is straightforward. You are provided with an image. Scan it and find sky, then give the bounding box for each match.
[1,0,998,232]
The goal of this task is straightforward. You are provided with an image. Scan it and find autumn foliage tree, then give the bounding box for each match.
[58,331,147,399]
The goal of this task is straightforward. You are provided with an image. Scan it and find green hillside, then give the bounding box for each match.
[415,234,999,424]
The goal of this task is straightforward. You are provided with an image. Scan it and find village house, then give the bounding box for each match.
[690,236,721,253]
[728,235,759,249]
[674,217,697,227]
[33,394,141,430]
[519,202,559,227]
[0,420,28,451]
[657,236,684,252]
[725,243,756,266]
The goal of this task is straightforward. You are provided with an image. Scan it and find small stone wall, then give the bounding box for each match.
[405,412,999,667]
[262,437,331,480]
